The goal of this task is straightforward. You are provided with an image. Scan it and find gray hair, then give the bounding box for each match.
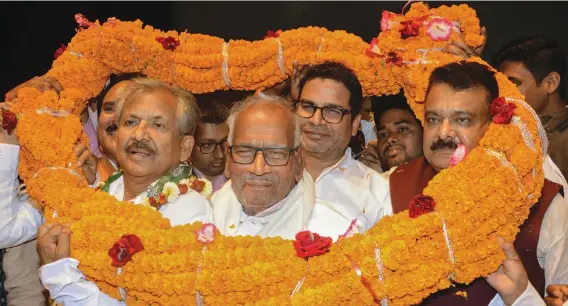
[115,78,200,136]
[227,93,301,147]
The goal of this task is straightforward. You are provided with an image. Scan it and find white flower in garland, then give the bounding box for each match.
[201,179,213,199]
[163,182,180,203]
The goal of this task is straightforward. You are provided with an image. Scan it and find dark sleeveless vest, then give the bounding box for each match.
[389,157,562,305]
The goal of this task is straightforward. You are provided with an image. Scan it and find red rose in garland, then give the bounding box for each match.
[409,194,436,218]
[386,51,403,66]
[156,36,180,51]
[108,234,145,267]
[1,109,18,135]
[400,19,421,39]
[190,179,205,193]
[293,231,332,259]
[491,97,516,124]
[54,44,67,59]
[264,30,282,39]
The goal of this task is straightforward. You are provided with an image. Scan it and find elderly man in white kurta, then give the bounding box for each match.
[292,62,391,239]
[34,78,213,305]
[213,94,373,240]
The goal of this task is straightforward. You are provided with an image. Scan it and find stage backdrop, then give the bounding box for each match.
[1,1,567,96]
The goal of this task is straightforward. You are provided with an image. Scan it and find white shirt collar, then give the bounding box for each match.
[313,147,354,183]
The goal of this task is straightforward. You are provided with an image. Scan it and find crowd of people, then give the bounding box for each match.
[0,25,567,306]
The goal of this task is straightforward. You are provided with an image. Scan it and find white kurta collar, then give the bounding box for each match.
[212,171,316,239]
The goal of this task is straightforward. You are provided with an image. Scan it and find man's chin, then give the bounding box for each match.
[427,154,451,171]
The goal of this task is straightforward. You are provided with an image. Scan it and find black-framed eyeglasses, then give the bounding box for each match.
[228,145,299,166]
[293,100,351,124]
[196,140,227,154]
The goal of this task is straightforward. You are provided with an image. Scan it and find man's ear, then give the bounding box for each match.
[294,147,304,182]
[542,71,561,94]
[351,113,362,137]
[179,135,195,162]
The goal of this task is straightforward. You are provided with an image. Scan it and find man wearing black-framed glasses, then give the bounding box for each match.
[212,94,315,239]
[294,62,391,238]
[190,100,229,192]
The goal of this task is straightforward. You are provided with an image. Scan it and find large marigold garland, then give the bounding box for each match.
[9,2,547,305]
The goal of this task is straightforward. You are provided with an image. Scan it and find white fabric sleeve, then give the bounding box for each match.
[488,282,546,306]
[537,193,568,287]
[0,144,43,248]
[39,258,125,306]
[162,191,213,226]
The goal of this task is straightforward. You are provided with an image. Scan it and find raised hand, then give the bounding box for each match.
[486,237,528,306]
[5,74,63,102]
[443,26,487,59]
[545,285,568,306]
[37,223,72,266]
[359,140,382,173]
[74,143,98,185]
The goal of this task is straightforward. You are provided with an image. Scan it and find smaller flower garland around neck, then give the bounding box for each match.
[98,163,212,209]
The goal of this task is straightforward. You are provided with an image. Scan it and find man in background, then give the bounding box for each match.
[494,35,568,181]
[191,100,229,192]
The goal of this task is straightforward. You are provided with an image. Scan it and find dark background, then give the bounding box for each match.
[1,1,567,96]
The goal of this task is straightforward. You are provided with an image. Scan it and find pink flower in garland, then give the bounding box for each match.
[426,18,453,41]
[381,11,396,32]
[449,144,468,167]
[196,223,217,244]
[366,38,382,58]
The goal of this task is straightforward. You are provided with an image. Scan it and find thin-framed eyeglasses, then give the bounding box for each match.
[228,145,299,166]
[196,140,227,154]
[293,99,351,124]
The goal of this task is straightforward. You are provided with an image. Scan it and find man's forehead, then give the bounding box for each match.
[196,123,228,139]
[379,109,417,126]
[124,91,177,117]
[234,117,293,147]
[499,61,533,78]
[425,85,488,111]
[302,78,350,108]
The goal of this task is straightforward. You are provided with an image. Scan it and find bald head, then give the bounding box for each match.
[225,95,303,215]
[227,94,300,147]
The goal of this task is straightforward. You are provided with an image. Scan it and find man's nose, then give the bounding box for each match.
[308,108,325,126]
[250,151,270,175]
[214,143,225,159]
[132,121,149,140]
[438,119,455,139]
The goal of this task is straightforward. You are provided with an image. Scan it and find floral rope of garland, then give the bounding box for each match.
[8,2,547,305]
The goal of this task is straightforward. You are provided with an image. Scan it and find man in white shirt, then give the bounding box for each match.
[190,100,229,192]
[212,94,320,239]
[36,78,213,305]
[292,61,391,238]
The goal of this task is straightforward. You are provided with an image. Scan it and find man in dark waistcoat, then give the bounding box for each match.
[388,61,568,305]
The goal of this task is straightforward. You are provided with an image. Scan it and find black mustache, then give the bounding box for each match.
[126,140,156,155]
[430,139,458,151]
[384,143,404,155]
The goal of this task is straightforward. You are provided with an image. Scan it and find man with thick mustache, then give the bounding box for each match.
[93,73,143,182]
[293,62,391,239]
[35,78,213,305]
[213,94,361,239]
[388,61,568,305]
